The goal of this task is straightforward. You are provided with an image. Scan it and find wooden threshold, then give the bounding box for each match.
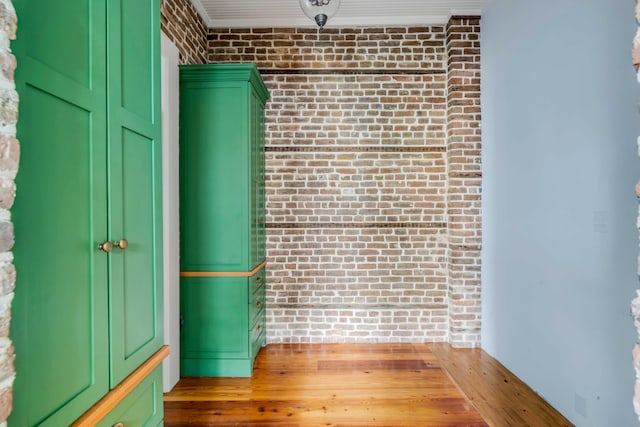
[72,345,170,427]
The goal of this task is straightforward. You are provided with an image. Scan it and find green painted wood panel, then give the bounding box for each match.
[119,0,154,123]
[22,1,91,88]
[181,276,249,359]
[97,367,163,427]
[250,92,259,268]
[255,96,267,263]
[119,130,156,352]
[179,81,251,272]
[180,269,266,377]
[179,64,269,273]
[107,0,163,386]
[10,0,110,425]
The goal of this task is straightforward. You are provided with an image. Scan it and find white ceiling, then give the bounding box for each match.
[191,0,484,28]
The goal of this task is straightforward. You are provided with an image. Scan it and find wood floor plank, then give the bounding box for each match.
[171,373,465,402]
[317,359,434,370]
[165,398,485,426]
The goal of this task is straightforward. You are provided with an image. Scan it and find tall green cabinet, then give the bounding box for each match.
[179,64,269,377]
[10,0,165,425]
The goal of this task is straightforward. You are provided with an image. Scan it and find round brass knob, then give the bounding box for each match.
[114,239,128,250]
[98,241,113,253]
[113,423,124,427]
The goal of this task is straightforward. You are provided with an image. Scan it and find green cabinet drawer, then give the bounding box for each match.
[251,309,266,360]
[251,267,266,295]
[250,285,265,326]
[249,268,265,325]
[97,367,163,427]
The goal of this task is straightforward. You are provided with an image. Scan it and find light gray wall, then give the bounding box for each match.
[161,33,181,392]
[481,0,640,425]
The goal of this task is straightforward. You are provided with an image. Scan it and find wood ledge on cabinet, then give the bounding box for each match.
[71,345,170,427]
[180,261,267,278]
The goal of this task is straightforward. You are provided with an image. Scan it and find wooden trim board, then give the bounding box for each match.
[180,261,267,278]
[71,345,170,427]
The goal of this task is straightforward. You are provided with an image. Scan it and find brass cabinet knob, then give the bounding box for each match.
[98,241,113,253]
[113,423,124,427]
[114,239,129,250]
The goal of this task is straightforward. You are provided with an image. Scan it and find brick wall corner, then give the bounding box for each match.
[445,15,482,348]
[161,0,208,64]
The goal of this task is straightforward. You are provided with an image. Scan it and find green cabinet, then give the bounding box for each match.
[10,0,164,425]
[179,64,269,377]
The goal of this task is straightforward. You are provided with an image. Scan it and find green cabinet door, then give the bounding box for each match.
[10,1,110,425]
[179,79,252,272]
[107,0,164,387]
[179,64,269,273]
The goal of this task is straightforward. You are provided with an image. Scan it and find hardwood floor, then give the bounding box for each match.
[164,343,573,426]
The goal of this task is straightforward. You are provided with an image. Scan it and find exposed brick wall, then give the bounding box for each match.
[209,22,481,346]
[446,17,482,347]
[0,1,16,424]
[208,27,446,70]
[161,0,207,64]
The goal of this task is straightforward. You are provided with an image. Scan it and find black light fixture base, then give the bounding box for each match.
[315,13,328,29]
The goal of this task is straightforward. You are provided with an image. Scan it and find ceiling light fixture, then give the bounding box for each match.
[299,0,341,30]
